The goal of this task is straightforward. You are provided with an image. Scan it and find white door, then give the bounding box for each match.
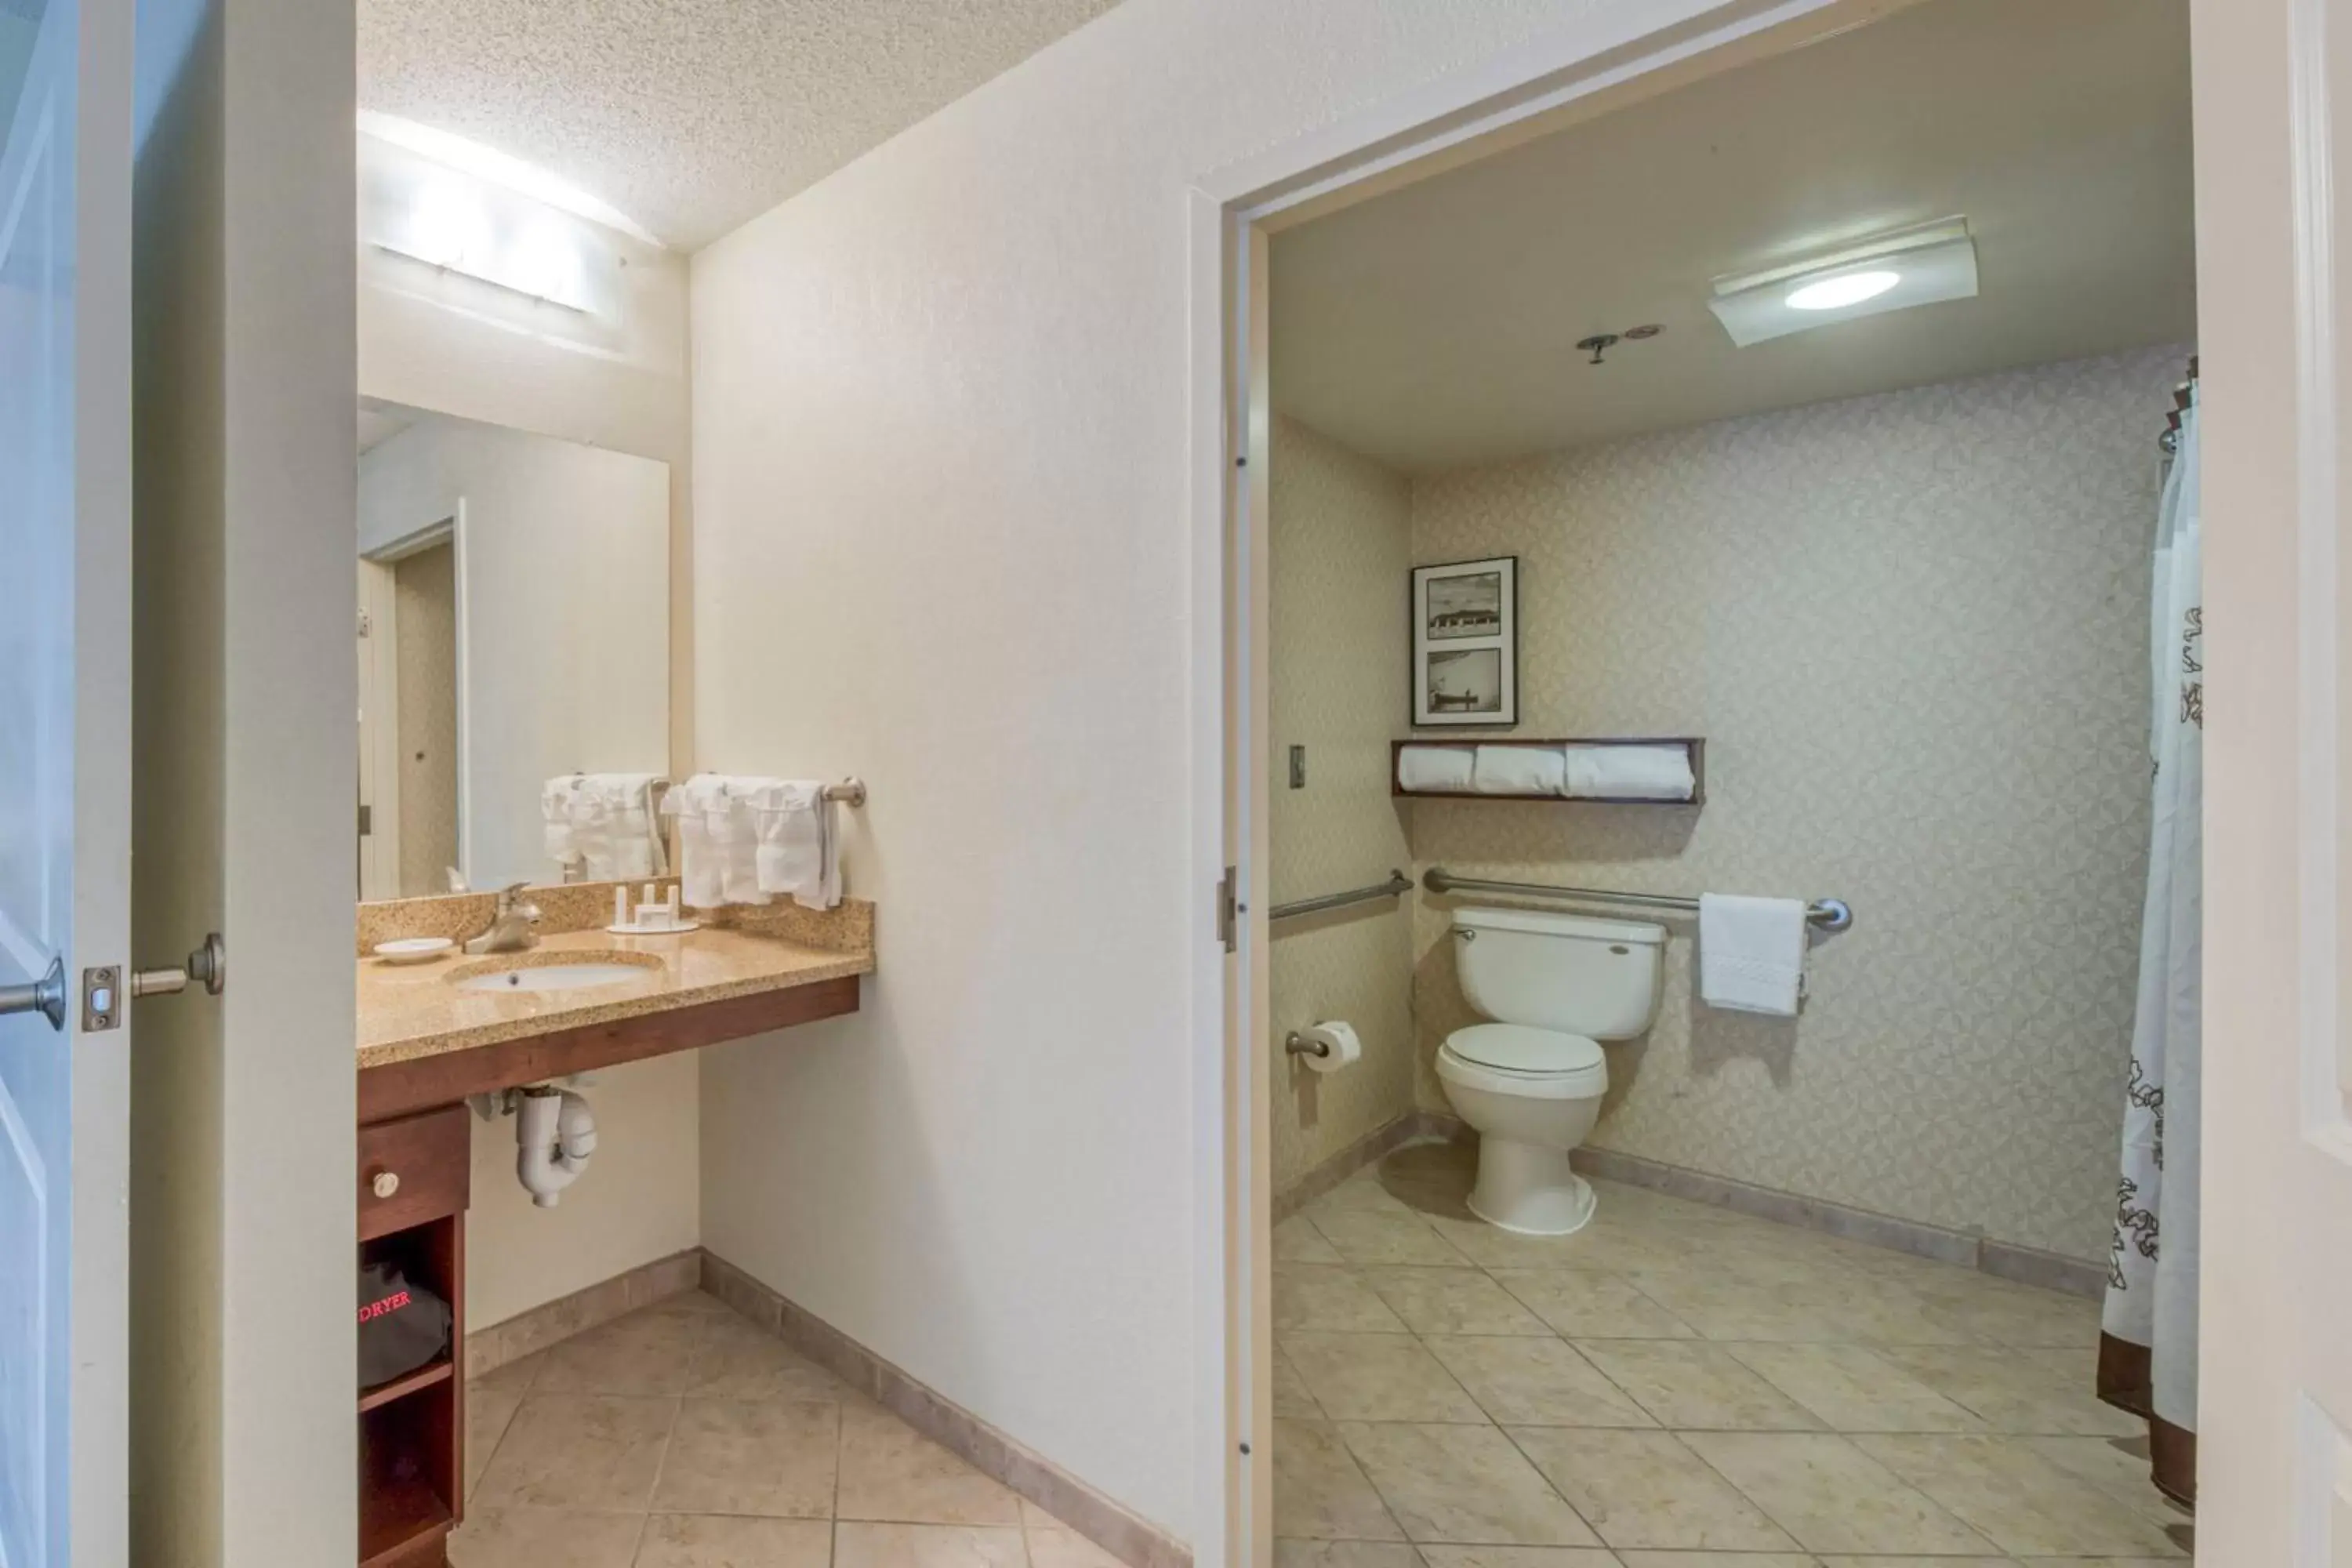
[0,0,133,1563]
[2197,0,2352,1556]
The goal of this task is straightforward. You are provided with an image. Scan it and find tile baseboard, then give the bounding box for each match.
[464,1247,702,1378]
[1272,1109,1452,1223]
[1408,1115,2107,1299]
[699,1248,1188,1568]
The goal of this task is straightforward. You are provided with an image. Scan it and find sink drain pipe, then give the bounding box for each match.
[515,1086,597,1207]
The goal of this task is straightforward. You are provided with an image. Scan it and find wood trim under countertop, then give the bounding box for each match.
[358,975,860,1122]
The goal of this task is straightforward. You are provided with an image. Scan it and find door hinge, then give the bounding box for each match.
[358,802,372,837]
[1217,866,1240,953]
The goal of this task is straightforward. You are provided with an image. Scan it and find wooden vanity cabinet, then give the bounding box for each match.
[358,1104,470,1568]
[348,968,865,1565]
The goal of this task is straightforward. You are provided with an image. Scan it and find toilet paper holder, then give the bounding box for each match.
[1284,1030,1330,1058]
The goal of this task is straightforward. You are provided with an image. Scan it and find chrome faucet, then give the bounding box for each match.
[465,882,543,955]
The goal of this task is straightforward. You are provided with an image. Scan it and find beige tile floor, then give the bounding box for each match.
[452,1289,1124,1568]
[1273,1142,2195,1568]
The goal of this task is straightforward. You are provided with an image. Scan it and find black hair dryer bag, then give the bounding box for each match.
[358,1260,452,1390]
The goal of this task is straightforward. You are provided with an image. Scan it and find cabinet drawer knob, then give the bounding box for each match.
[370,1170,401,1200]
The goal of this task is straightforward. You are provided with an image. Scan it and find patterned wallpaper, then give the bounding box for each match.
[1406,344,2190,1262]
[1269,416,1418,1193]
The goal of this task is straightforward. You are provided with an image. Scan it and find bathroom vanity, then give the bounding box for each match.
[351,890,873,1568]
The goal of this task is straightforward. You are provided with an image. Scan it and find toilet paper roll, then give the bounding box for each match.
[1298,1021,1362,1075]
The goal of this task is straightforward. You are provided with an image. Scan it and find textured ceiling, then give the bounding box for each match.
[358,0,1122,250]
[1271,0,2195,474]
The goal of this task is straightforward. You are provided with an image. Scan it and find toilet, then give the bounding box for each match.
[1437,906,1665,1236]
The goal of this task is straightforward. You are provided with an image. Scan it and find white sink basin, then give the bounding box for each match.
[455,962,652,994]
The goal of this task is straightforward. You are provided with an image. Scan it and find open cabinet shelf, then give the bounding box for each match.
[359,1356,455,1415]
[1392,736,1706,804]
[358,1199,465,1567]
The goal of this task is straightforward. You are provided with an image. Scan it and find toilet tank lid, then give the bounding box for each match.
[1453,906,1666,945]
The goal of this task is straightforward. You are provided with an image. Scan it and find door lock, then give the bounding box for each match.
[131,932,227,1000]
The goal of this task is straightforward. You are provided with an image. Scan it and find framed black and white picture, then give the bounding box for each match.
[1411,556,1517,726]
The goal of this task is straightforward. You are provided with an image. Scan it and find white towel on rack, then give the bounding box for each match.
[666,775,756,906]
[1697,893,1808,1016]
[543,775,586,872]
[750,780,840,910]
[1472,745,1566,796]
[1563,745,1695,801]
[1396,746,1475,793]
[668,775,842,909]
[570,773,666,881]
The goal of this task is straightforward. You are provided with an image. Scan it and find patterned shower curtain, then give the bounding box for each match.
[2100,390,2199,1508]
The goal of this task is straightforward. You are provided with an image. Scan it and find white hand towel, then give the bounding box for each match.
[1698,893,1808,1016]
[1396,745,1475,793]
[571,773,666,880]
[750,780,840,910]
[1563,745,1696,801]
[1472,745,1567,797]
[543,775,586,871]
[710,779,769,906]
[666,775,739,908]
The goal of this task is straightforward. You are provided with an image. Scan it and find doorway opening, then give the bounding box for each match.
[1210,0,2201,1559]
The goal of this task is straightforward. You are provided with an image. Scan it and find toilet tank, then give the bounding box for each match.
[1452,906,1665,1039]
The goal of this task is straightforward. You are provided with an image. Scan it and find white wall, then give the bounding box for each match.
[1268,417,1417,1192]
[357,157,701,1330]
[358,414,670,890]
[688,0,1708,1536]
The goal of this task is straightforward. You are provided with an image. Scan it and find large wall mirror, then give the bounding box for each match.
[356,398,670,898]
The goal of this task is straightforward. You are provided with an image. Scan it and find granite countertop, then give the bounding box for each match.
[357,926,873,1070]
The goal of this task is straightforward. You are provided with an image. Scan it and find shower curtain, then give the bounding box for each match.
[2100,390,2199,1508]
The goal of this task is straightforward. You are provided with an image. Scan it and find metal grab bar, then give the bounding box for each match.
[1424,867,1853,932]
[1269,870,1413,924]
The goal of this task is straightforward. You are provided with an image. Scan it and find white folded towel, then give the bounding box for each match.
[1563,745,1696,801]
[1698,893,1809,1016]
[1396,745,1475,793]
[570,773,667,881]
[665,774,751,908]
[750,780,840,910]
[666,774,842,910]
[543,775,586,871]
[1472,745,1567,796]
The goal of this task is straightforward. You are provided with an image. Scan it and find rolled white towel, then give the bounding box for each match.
[1396,745,1475,793]
[1472,745,1567,796]
[1563,745,1696,801]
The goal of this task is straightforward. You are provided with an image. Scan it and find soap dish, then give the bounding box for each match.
[373,936,456,964]
[605,919,700,936]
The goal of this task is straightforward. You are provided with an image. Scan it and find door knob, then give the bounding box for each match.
[369,1169,400,1200]
[0,957,66,1031]
[131,933,227,1000]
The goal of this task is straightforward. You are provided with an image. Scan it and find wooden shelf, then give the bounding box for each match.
[1393,737,1705,805]
[359,1356,454,1415]
[358,1465,451,1568]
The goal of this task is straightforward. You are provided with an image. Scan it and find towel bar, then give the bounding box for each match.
[1423,867,1852,932]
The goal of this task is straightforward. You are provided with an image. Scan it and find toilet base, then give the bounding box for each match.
[1468,1137,1597,1236]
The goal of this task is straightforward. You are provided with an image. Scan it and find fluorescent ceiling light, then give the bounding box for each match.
[358,111,662,249]
[1708,219,1976,347]
[1786,269,1900,310]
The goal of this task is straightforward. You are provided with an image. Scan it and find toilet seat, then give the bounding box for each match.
[1439,1024,1607,1099]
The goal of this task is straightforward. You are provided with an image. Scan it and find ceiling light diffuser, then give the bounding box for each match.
[1708,219,1977,347]
[1786,269,1900,310]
